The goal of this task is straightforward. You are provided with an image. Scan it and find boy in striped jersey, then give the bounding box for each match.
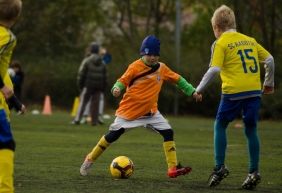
[196,5,275,189]
[0,0,22,193]
[80,35,202,178]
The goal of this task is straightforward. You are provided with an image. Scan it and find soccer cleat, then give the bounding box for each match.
[242,171,261,190]
[208,165,229,187]
[167,163,192,178]
[80,157,93,176]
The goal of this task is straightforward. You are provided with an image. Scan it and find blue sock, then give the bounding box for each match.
[214,120,229,170]
[244,126,260,173]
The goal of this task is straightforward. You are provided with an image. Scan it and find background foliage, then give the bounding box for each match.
[12,0,282,118]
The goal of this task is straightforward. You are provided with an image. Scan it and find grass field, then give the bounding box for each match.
[11,111,282,193]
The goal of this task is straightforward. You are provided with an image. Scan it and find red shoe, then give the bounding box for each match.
[167,163,192,178]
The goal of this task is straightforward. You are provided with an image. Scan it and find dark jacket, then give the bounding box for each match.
[77,53,107,91]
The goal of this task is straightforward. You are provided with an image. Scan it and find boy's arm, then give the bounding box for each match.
[176,76,195,96]
[0,78,13,99]
[196,66,220,93]
[262,56,275,94]
[8,95,26,114]
[256,42,275,94]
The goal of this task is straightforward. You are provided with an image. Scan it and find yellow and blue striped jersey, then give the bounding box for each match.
[210,31,270,94]
[0,25,17,111]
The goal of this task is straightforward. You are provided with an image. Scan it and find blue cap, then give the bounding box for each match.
[140,35,160,56]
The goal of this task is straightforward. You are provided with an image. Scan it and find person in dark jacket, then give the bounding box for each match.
[72,42,107,125]
[10,60,24,99]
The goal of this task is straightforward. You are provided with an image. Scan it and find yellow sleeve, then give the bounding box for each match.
[256,42,271,63]
[210,41,225,68]
[4,72,13,89]
[0,29,10,46]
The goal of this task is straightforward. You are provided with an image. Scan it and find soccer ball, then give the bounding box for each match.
[110,156,134,179]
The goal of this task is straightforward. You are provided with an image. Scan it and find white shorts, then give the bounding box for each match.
[109,111,171,131]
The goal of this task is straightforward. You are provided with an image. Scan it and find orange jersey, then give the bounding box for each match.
[115,59,180,120]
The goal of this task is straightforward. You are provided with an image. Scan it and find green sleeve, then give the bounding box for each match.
[111,81,126,93]
[176,76,196,96]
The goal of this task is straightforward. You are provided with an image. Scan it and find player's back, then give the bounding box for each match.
[213,31,270,94]
[0,26,16,77]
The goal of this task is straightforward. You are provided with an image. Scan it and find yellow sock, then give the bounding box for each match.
[0,149,14,193]
[163,141,177,169]
[87,136,110,161]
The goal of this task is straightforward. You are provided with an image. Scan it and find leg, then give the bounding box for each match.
[214,98,242,168]
[209,98,241,187]
[146,113,177,169]
[0,109,15,193]
[214,119,229,169]
[208,120,230,187]
[0,149,14,193]
[158,129,177,168]
[156,129,191,178]
[80,128,125,176]
[87,128,125,161]
[242,97,261,173]
[83,100,91,117]
[98,93,104,116]
[80,99,91,124]
[243,121,260,173]
[98,93,105,124]
[242,97,261,190]
[73,88,91,124]
[149,112,191,178]
[89,91,100,125]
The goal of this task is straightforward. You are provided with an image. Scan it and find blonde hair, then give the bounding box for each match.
[211,5,236,31]
[0,0,22,22]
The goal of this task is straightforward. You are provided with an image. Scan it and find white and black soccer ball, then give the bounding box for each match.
[110,156,134,179]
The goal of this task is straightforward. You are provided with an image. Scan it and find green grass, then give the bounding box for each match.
[11,111,282,193]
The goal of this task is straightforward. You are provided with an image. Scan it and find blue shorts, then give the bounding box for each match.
[216,96,261,125]
[0,109,14,150]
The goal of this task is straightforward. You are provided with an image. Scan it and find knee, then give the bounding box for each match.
[244,126,257,138]
[104,128,125,143]
[215,119,229,129]
[243,117,257,130]
[158,129,174,141]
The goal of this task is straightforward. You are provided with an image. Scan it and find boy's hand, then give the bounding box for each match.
[193,92,202,102]
[18,104,26,115]
[1,86,14,99]
[112,87,121,97]
[262,86,274,95]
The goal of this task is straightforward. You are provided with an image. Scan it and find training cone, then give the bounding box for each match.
[71,97,80,117]
[42,95,52,115]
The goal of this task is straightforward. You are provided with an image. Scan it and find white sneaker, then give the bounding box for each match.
[80,158,93,176]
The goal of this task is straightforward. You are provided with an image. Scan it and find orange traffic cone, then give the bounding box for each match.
[42,95,52,115]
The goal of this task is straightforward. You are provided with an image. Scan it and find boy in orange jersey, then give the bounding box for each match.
[80,35,202,178]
